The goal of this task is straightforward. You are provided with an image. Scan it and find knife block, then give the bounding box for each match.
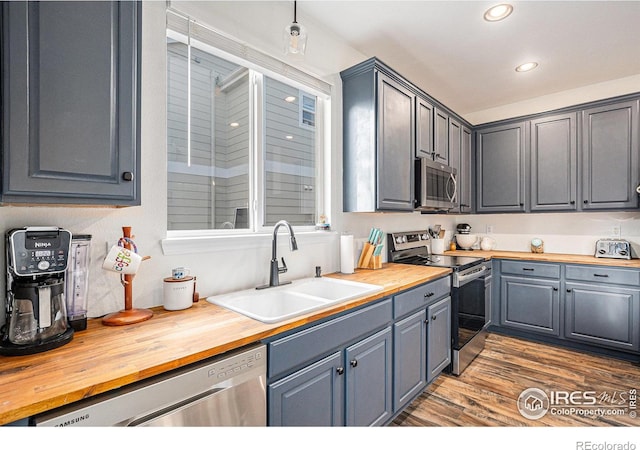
[357,243,382,270]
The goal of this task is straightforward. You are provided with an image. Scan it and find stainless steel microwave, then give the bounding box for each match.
[416,158,458,212]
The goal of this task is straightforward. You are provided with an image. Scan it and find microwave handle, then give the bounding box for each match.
[447,173,457,203]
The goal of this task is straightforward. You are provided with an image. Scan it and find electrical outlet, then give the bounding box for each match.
[612,225,621,237]
[486,225,494,234]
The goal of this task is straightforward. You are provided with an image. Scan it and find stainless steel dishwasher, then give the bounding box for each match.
[33,344,266,426]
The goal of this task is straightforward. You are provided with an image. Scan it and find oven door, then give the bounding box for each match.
[452,273,486,351]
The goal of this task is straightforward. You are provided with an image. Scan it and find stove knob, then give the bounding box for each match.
[402,236,407,243]
[37,260,50,271]
[395,236,403,244]
[421,234,428,240]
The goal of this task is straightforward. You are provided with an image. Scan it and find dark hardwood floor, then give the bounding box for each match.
[391,333,640,426]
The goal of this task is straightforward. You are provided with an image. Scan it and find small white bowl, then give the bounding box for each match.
[455,233,478,250]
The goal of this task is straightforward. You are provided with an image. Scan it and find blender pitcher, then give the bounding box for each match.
[65,234,92,331]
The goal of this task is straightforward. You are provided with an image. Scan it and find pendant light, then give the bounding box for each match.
[284,1,307,56]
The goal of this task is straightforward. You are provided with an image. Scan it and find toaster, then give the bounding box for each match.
[595,239,631,259]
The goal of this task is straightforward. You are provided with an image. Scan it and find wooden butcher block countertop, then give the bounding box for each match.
[0,263,450,425]
[444,250,640,268]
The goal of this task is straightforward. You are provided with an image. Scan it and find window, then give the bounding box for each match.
[300,93,316,129]
[166,13,330,234]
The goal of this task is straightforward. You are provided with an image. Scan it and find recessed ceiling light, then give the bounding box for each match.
[229,122,240,127]
[285,96,296,102]
[285,135,294,140]
[484,3,514,22]
[515,62,539,73]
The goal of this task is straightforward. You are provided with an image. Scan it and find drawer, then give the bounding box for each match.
[393,275,451,319]
[565,265,640,286]
[268,298,392,379]
[501,260,560,279]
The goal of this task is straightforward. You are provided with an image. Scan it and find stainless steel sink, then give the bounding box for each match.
[207,277,383,323]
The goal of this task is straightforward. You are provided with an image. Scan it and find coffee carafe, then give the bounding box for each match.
[0,227,74,356]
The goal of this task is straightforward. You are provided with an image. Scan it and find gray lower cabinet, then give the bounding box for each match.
[345,327,393,426]
[565,282,640,352]
[426,297,452,382]
[582,100,639,210]
[494,259,640,356]
[530,113,578,211]
[267,298,393,426]
[564,264,640,352]
[500,275,560,336]
[1,1,141,205]
[476,122,528,213]
[392,276,451,412]
[269,352,344,426]
[393,309,427,411]
[269,327,393,427]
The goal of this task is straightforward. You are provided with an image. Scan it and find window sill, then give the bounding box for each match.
[161,230,338,256]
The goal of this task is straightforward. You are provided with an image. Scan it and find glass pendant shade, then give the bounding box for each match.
[284,22,307,55]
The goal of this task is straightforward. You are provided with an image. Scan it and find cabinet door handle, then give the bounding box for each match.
[584,200,588,204]
[122,171,134,181]
[570,200,575,205]
[522,268,535,271]
[431,315,437,321]
[336,367,344,375]
[350,359,358,368]
[593,274,609,278]
[566,289,572,293]
[424,319,429,324]
[553,287,558,291]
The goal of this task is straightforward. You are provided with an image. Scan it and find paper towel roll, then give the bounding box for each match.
[340,234,355,274]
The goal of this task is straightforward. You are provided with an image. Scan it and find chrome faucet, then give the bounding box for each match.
[256,220,298,289]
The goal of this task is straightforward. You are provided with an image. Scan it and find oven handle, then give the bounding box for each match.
[455,265,487,286]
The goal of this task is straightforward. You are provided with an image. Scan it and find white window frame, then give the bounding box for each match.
[163,18,332,254]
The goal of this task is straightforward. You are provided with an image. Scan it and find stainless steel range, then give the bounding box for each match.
[388,230,490,375]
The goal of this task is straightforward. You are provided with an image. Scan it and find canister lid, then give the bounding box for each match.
[163,276,195,282]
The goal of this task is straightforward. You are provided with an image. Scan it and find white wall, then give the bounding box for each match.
[2,1,639,326]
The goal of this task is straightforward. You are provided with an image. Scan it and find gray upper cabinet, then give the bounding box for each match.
[448,118,473,213]
[459,126,473,213]
[581,100,639,210]
[342,60,415,212]
[530,113,578,211]
[377,73,415,211]
[476,122,528,213]
[416,97,434,159]
[434,108,449,165]
[1,1,140,205]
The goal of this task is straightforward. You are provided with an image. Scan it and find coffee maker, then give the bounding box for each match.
[0,227,74,356]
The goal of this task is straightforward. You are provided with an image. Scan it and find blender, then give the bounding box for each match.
[65,234,92,331]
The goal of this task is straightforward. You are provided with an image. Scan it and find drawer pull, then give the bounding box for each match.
[522,268,535,271]
[567,289,572,293]
[350,359,358,368]
[553,287,558,291]
[593,274,609,278]
[336,367,344,375]
[424,292,435,298]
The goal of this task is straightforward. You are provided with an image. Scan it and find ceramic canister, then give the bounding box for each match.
[163,276,196,310]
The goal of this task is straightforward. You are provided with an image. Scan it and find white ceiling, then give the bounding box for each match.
[297,1,640,117]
